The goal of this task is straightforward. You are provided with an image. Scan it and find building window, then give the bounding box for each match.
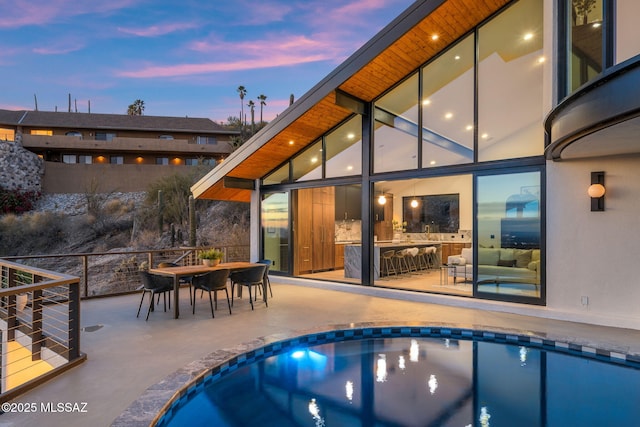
[30,129,53,136]
[373,72,419,173]
[96,132,116,141]
[262,192,290,273]
[196,136,217,145]
[185,158,198,166]
[477,0,544,162]
[0,128,15,141]
[62,154,77,164]
[78,155,92,164]
[292,140,323,182]
[156,157,169,165]
[476,170,542,300]
[325,115,362,178]
[65,131,83,138]
[421,34,475,168]
[158,135,174,140]
[110,156,124,164]
[263,163,290,185]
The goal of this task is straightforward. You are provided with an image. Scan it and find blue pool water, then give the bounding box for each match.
[157,329,640,427]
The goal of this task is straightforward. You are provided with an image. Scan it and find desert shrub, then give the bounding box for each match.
[0,188,40,214]
[0,211,65,256]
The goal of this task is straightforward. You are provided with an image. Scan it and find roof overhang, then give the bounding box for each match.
[545,56,640,160]
[192,0,511,201]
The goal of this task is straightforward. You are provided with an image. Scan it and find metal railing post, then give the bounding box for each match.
[82,255,89,297]
[32,288,43,361]
[68,281,81,361]
[7,268,16,341]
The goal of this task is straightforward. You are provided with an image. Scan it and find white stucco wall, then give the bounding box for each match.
[546,154,640,329]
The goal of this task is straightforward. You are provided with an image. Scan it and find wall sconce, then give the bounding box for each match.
[588,171,605,211]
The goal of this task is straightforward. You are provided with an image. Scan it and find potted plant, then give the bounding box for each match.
[199,249,223,267]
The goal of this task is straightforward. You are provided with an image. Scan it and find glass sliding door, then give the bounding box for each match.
[261,192,289,273]
[476,171,542,300]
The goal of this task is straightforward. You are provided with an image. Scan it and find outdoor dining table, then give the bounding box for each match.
[148,262,263,319]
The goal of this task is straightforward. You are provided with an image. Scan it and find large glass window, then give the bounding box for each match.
[422,35,475,168]
[478,0,544,162]
[325,115,362,178]
[263,163,289,185]
[476,171,541,300]
[0,128,14,141]
[292,140,323,182]
[566,0,603,92]
[374,73,419,173]
[262,192,289,273]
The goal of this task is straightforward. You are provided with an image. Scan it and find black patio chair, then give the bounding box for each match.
[158,262,193,304]
[256,259,273,298]
[137,271,174,321]
[191,269,231,318]
[230,265,268,310]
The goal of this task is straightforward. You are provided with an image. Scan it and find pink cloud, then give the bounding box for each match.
[0,0,138,28]
[33,42,84,55]
[118,22,200,37]
[118,53,331,78]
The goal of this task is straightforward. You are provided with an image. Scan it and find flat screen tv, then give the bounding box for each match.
[403,193,459,233]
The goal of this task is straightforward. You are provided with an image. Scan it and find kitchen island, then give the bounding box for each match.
[344,241,442,279]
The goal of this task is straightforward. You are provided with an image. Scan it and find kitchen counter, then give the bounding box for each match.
[344,241,442,279]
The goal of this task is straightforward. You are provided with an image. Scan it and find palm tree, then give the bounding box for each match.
[257,94,267,124]
[236,86,247,128]
[247,100,256,134]
[127,99,145,115]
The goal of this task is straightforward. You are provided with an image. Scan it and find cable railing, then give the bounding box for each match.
[2,245,250,298]
[0,259,83,403]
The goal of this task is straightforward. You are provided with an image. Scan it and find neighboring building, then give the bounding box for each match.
[193,0,640,329]
[0,109,239,193]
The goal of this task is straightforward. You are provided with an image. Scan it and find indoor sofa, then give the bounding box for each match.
[447,247,540,286]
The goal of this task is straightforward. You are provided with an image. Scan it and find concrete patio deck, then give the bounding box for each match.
[2,279,640,426]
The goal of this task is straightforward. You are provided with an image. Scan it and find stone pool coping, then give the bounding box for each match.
[110,321,640,427]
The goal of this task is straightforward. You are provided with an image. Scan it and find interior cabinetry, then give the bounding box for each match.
[294,187,335,274]
[373,193,393,241]
[335,185,361,220]
[441,242,471,262]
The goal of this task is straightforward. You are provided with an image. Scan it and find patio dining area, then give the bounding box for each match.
[4,279,640,427]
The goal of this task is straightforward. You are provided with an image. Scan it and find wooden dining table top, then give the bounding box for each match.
[149,262,260,277]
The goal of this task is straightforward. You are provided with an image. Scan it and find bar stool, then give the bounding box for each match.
[381,250,396,277]
[405,247,419,273]
[393,249,410,275]
[416,247,429,270]
[425,246,438,269]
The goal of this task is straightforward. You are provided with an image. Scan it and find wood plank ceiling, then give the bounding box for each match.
[197,0,511,201]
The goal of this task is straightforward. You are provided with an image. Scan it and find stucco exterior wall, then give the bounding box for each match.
[546,154,640,329]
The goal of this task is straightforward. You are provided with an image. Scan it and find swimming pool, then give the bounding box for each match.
[153,327,640,427]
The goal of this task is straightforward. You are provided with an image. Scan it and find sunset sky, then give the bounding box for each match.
[0,0,413,123]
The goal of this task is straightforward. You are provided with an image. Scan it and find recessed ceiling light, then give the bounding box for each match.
[422,99,431,106]
[523,33,534,41]
[592,22,601,28]
[481,133,489,139]
[347,165,353,171]
[289,140,294,145]
[444,112,453,120]
[430,160,436,165]
[431,34,439,41]
[454,55,461,60]
[347,133,355,139]
[311,157,318,163]
[537,56,546,64]
[465,125,473,131]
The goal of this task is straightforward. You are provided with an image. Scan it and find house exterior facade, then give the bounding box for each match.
[0,109,238,193]
[192,0,640,329]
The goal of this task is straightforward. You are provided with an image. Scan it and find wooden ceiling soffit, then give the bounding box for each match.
[339,0,511,102]
[225,92,352,181]
[199,180,251,203]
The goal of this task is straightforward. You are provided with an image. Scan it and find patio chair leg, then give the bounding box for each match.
[208,292,215,318]
[224,289,232,315]
[136,291,146,318]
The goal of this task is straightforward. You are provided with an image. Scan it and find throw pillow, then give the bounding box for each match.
[497,259,516,267]
[514,250,532,268]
